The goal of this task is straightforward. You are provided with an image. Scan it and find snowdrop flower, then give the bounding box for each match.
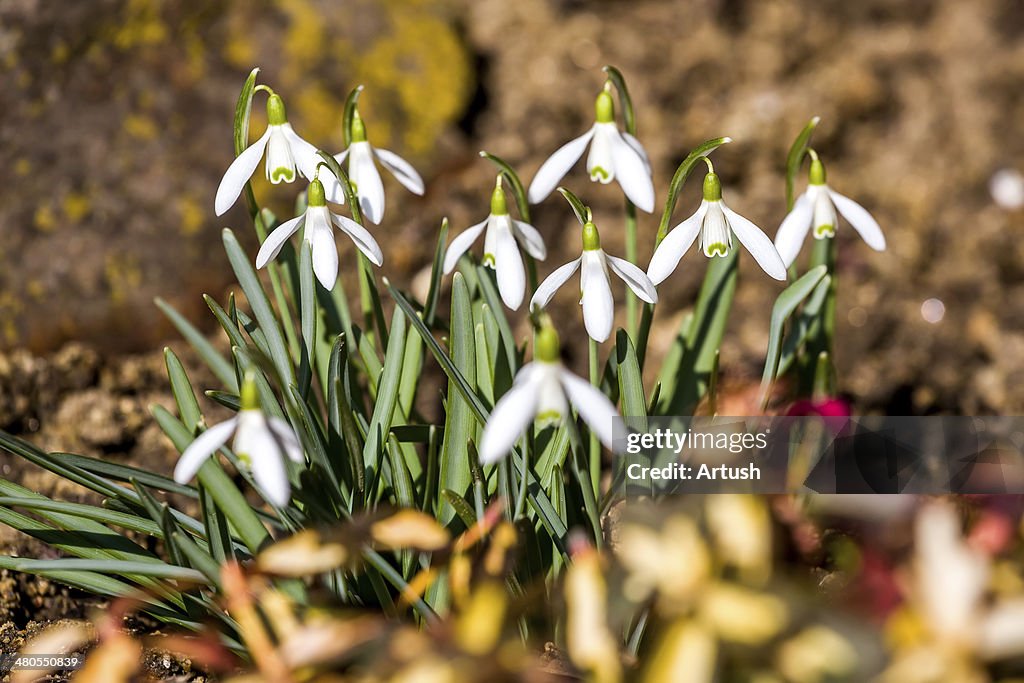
[774,155,886,267]
[215,92,320,216]
[256,177,383,290]
[531,220,657,342]
[442,177,547,309]
[527,86,654,212]
[322,107,424,225]
[479,326,619,464]
[173,374,303,507]
[647,168,787,283]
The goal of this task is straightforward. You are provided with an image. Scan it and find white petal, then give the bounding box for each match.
[829,189,886,251]
[622,132,652,175]
[527,128,595,204]
[581,251,614,342]
[722,205,787,281]
[511,219,547,260]
[280,123,320,181]
[331,212,384,266]
[350,142,385,224]
[173,418,238,484]
[530,258,581,311]
[374,147,425,195]
[609,128,655,212]
[265,128,297,184]
[309,214,340,289]
[249,436,292,507]
[267,417,304,463]
[442,219,488,274]
[586,124,616,184]
[321,171,347,205]
[479,374,541,464]
[494,223,526,310]
[256,214,305,269]
[646,205,705,285]
[559,369,618,450]
[215,128,272,216]
[773,192,813,267]
[606,254,658,304]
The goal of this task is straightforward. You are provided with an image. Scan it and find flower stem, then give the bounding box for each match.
[588,338,600,493]
[624,198,638,339]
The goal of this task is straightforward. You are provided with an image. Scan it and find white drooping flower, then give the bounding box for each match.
[531,221,658,342]
[527,87,655,213]
[255,178,383,290]
[647,170,787,283]
[443,177,547,310]
[321,107,424,225]
[173,375,303,507]
[215,92,320,216]
[774,156,886,267]
[479,326,620,464]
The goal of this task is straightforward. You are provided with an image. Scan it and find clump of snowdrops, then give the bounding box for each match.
[15,66,1017,683]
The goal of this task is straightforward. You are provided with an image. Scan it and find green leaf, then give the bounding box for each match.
[156,297,237,391]
[557,187,590,224]
[363,308,407,474]
[222,228,295,387]
[655,136,732,244]
[658,251,738,415]
[438,274,478,524]
[785,116,820,211]
[164,348,203,434]
[777,273,831,378]
[602,65,636,135]
[57,453,198,498]
[297,238,317,396]
[424,218,449,325]
[0,496,162,537]
[474,265,517,373]
[479,151,530,221]
[6,558,206,581]
[233,67,261,218]
[757,266,829,409]
[341,85,363,148]
[614,330,647,429]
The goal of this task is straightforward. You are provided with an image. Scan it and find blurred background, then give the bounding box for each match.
[1,0,1023,427]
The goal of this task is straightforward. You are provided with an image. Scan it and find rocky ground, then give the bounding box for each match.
[1,0,1024,673]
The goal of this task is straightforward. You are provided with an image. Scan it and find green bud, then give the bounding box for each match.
[702,172,722,202]
[350,109,367,143]
[307,178,327,207]
[809,157,827,185]
[535,325,561,363]
[595,90,614,124]
[267,94,288,126]
[582,221,601,251]
[490,180,508,216]
[240,372,260,411]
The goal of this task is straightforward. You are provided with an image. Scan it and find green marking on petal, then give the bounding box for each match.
[814,224,835,239]
[536,409,562,425]
[706,243,730,257]
[590,166,610,181]
[237,452,252,467]
[271,167,295,183]
[482,253,496,267]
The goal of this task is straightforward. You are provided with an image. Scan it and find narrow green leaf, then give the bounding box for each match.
[438,273,478,523]
[655,136,732,244]
[7,558,206,581]
[164,348,203,433]
[602,65,636,135]
[479,152,530,221]
[341,85,363,148]
[614,330,647,429]
[363,308,407,472]
[155,297,237,391]
[557,187,590,224]
[757,265,829,408]
[233,67,261,218]
[222,228,295,387]
[786,116,820,211]
[0,496,162,537]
